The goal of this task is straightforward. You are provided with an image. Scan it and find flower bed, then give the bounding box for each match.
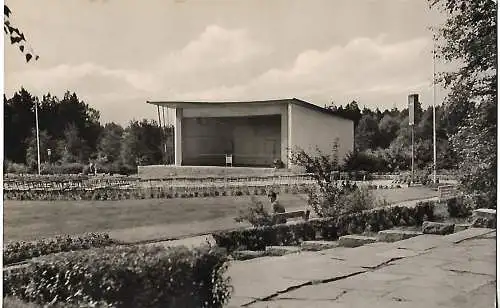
[4,245,231,308]
[4,233,116,265]
[3,183,313,201]
[213,200,439,252]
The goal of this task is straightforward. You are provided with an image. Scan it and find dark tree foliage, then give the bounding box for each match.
[328,96,457,173]
[120,119,164,167]
[326,101,363,127]
[4,89,171,174]
[430,0,497,199]
[4,89,102,164]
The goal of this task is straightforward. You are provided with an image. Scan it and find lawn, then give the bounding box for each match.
[4,194,309,242]
[4,186,437,242]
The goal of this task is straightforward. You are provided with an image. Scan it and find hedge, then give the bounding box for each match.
[213,201,436,252]
[446,193,494,218]
[4,183,313,201]
[4,233,116,265]
[4,245,232,308]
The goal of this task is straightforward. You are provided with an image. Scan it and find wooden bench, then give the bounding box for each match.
[272,210,310,224]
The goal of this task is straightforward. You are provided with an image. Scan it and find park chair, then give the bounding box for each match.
[225,153,233,167]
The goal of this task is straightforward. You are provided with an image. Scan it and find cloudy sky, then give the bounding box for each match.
[5,0,447,125]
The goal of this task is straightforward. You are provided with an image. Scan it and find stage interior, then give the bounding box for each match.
[181,115,281,167]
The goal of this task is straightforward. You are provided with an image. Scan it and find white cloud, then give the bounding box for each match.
[6,27,436,124]
[157,25,271,75]
[6,63,153,97]
[175,36,433,104]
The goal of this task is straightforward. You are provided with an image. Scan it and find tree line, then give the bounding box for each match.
[4,88,174,174]
[326,99,458,173]
[5,87,459,175]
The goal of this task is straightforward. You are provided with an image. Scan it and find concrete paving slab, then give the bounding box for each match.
[383,285,464,305]
[395,234,446,251]
[438,281,497,308]
[302,272,410,294]
[334,289,432,307]
[453,223,471,233]
[392,269,494,291]
[276,285,347,300]
[280,257,366,281]
[472,208,496,219]
[248,299,347,308]
[228,224,496,307]
[338,234,377,247]
[321,242,413,269]
[375,258,453,277]
[373,247,422,260]
[441,259,496,276]
[443,227,495,243]
[229,272,307,301]
[477,231,496,239]
[377,229,422,242]
[227,296,256,307]
[320,242,391,258]
[301,240,339,251]
[421,241,496,265]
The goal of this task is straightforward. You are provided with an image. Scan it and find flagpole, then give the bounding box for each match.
[411,124,414,184]
[432,34,437,184]
[35,98,41,175]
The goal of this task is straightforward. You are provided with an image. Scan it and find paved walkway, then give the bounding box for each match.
[227,228,496,308]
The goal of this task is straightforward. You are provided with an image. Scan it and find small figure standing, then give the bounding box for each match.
[268,191,286,224]
[88,161,94,176]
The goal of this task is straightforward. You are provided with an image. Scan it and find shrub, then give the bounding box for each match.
[97,162,136,175]
[338,186,377,215]
[3,233,116,265]
[290,141,371,219]
[40,162,86,175]
[234,197,273,226]
[4,161,30,174]
[213,221,316,252]
[469,193,496,209]
[215,201,435,252]
[273,159,285,169]
[3,297,41,308]
[4,245,232,308]
[446,194,489,217]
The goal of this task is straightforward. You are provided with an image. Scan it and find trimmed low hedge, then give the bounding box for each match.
[214,201,436,252]
[4,183,313,201]
[4,233,116,265]
[4,245,232,308]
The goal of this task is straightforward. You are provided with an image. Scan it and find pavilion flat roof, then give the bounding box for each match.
[146,98,352,121]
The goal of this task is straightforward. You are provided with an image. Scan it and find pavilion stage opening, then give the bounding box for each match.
[181,114,281,167]
[141,98,354,179]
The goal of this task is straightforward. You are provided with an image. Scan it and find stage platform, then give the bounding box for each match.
[137,165,304,180]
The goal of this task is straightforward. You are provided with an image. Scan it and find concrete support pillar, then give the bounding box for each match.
[174,108,183,166]
[285,103,293,168]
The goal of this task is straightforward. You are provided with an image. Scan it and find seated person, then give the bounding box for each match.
[268,191,286,224]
